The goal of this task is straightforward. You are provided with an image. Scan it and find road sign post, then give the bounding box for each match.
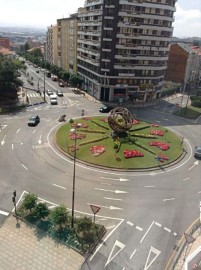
[90,204,100,223]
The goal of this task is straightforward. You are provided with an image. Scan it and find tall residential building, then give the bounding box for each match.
[57,14,78,73]
[46,24,58,66]
[77,0,177,103]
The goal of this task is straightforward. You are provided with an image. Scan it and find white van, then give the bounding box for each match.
[50,94,58,105]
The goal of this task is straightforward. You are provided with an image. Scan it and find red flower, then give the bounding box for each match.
[124,149,144,158]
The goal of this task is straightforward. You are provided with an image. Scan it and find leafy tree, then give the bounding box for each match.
[33,203,50,220]
[63,71,70,82]
[69,74,83,87]
[22,193,37,212]
[76,217,93,233]
[49,205,69,230]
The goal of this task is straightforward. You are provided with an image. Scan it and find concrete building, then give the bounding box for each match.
[165,43,201,91]
[77,0,177,103]
[46,24,58,65]
[57,14,78,73]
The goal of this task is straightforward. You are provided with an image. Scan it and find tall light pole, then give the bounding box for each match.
[70,128,77,228]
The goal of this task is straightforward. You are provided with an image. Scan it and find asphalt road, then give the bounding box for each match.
[0,70,201,269]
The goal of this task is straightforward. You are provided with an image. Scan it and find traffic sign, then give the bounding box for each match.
[90,204,100,215]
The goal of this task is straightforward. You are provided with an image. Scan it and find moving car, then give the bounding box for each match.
[56,89,63,97]
[50,94,58,105]
[194,146,201,158]
[99,106,114,113]
[47,89,53,95]
[58,80,65,87]
[28,115,40,126]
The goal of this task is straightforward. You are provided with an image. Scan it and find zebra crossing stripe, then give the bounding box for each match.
[0,210,9,216]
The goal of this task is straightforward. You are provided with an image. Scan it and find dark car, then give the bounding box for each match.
[28,115,40,126]
[194,146,201,158]
[36,70,39,73]
[99,106,114,113]
[56,89,63,96]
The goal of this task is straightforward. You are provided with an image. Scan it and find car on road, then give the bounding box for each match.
[99,106,114,113]
[28,115,40,126]
[36,70,39,73]
[194,146,201,158]
[47,89,53,95]
[58,80,65,87]
[56,89,63,97]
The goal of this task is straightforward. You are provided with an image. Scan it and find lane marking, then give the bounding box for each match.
[101,182,112,185]
[12,144,14,149]
[52,184,66,189]
[87,203,123,210]
[21,164,28,170]
[101,177,130,182]
[33,130,36,134]
[163,198,175,202]
[144,185,155,188]
[94,188,128,194]
[144,246,161,270]
[155,222,162,227]
[16,129,21,133]
[104,197,122,201]
[188,161,199,171]
[140,221,154,243]
[182,178,190,181]
[164,227,171,233]
[0,210,9,216]
[136,226,143,231]
[127,221,133,226]
[130,249,136,259]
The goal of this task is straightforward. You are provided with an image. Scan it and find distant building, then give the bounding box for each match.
[46,24,58,66]
[0,37,10,49]
[165,43,201,90]
[0,47,14,58]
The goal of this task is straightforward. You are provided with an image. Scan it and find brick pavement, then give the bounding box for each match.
[0,215,84,270]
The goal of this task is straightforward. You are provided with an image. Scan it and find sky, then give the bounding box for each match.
[0,0,200,38]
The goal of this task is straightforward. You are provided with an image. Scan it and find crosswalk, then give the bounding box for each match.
[27,92,83,98]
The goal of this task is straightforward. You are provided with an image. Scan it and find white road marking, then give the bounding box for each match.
[52,184,66,189]
[1,135,6,145]
[38,134,42,144]
[104,197,122,201]
[0,210,9,216]
[173,232,178,236]
[127,221,133,226]
[12,144,14,149]
[21,164,28,170]
[198,191,201,194]
[101,177,130,182]
[94,188,128,194]
[101,182,112,185]
[188,161,199,171]
[144,246,161,270]
[164,227,171,233]
[144,185,155,188]
[33,130,36,134]
[130,249,136,259]
[182,178,190,181]
[155,222,162,227]
[136,226,143,231]
[106,225,116,230]
[87,203,123,210]
[105,240,126,267]
[163,198,175,202]
[140,221,154,243]
[16,129,21,133]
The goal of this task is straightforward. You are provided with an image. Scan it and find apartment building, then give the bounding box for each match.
[46,24,58,66]
[57,14,78,73]
[77,0,177,103]
[165,43,201,90]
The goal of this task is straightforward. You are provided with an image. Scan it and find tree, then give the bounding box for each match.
[49,205,69,230]
[22,193,37,212]
[69,74,83,87]
[76,217,93,233]
[33,203,50,220]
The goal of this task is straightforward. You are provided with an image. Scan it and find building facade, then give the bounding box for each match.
[165,43,201,91]
[57,15,78,73]
[77,0,177,103]
[0,37,10,49]
[46,25,58,66]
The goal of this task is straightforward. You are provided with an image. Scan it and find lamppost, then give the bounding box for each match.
[70,128,77,228]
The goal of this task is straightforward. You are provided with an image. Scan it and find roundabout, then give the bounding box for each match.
[55,107,184,170]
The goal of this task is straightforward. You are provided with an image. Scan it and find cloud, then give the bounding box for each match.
[173,4,201,37]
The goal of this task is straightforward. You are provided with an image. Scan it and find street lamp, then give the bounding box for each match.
[70,128,77,228]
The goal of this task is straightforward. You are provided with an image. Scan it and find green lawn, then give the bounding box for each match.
[56,116,183,169]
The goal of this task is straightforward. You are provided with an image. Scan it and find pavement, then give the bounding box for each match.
[0,215,84,270]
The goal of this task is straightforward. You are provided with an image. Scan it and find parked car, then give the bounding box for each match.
[56,89,63,96]
[28,115,40,126]
[58,80,65,87]
[99,106,114,113]
[47,89,53,95]
[194,146,201,158]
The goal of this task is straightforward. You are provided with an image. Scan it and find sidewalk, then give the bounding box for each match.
[0,215,84,270]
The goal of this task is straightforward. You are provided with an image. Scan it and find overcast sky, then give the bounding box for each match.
[0,0,200,38]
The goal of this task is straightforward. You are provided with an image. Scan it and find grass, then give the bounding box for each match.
[56,116,183,170]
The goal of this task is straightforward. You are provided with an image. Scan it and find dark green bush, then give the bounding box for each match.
[191,100,201,108]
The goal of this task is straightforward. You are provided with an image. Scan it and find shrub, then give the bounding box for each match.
[191,100,201,108]
[69,119,74,123]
